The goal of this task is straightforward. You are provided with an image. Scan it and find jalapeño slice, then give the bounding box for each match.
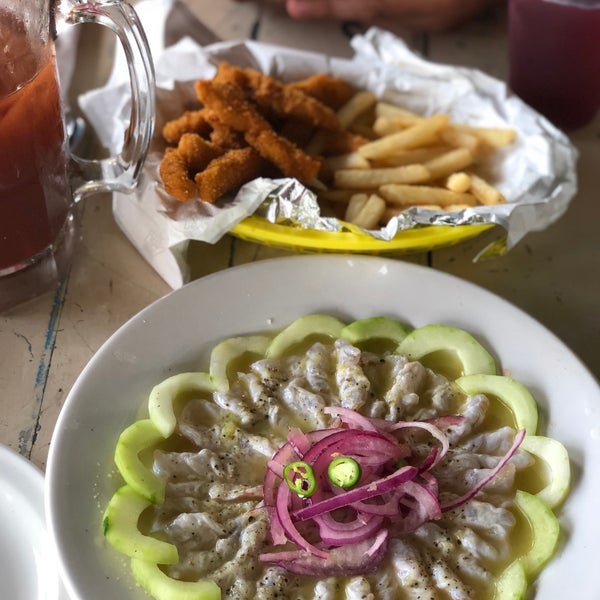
[284,461,317,498]
[327,456,362,489]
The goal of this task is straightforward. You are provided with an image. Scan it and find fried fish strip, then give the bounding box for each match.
[202,109,246,149]
[159,148,196,202]
[320,129,367,156]
[177,133,224,173]
[245,127,321,182]
[214,62,340,130]
[212,61,260,88]
[195,79,321,182]
[195,147,267,202]
[162,109,212,145]
[195,79,268,133]
[287,73,357,110]
[254,78,340,130]
[255,77,339,130]
[279,117,317,148]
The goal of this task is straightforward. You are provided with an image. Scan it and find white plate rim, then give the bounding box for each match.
[45,254,600,600]
[0,444,68,600]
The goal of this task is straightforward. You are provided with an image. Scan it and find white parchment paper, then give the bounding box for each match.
[74,0,578,289]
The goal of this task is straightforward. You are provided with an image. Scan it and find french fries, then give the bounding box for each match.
[469,173,506,205]
[325,152,370,171]
[344,193,387,229]
[333,164,430,189]
[379,184,477,207]
[321,92,513,227]
[158,62,514,231]
[336,91,377,129]
[453,124,516,147]
[446,172,472,193]
[358,114,450,160]
[423,147,474,181]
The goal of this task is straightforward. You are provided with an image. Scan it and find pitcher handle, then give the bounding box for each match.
[57,1,155,201]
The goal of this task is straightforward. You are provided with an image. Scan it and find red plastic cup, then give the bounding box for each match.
[508,0,600,130]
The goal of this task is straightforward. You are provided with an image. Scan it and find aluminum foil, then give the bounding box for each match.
[75,0,577,288]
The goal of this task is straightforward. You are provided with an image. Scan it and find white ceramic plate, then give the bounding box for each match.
[0,445,68,600]
[46,255,600,600]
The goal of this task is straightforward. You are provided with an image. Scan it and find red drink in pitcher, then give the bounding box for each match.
[509,0,600,130]
[0,0,154,310]
[0,10,70,273]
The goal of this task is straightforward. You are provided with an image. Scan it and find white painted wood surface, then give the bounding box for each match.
[1,0,598,471]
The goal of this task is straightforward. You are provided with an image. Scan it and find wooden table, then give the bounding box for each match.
[1,0,598,472]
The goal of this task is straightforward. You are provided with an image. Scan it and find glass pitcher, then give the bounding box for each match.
[0,0,155,310]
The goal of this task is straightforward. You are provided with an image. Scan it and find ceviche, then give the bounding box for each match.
[103,315,570,600]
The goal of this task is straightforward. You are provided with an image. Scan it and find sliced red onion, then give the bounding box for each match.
[265,506,288,545]
[418,471,439,498]
[288,427,312,456]
[302,429,403,468]
[259,549,309,563]
[264,441,302,507]
[295,465,418,521]
[314,511,385,545]
[353,491,402,517]
[267,459,284,478]
[261,406,525,579]
[324,406,380,431]
[424,415,466,429]
[441,428,526,512]
[274,482,329,559]
[366,528,388,557]
[395,481,442,533]
[385,420,450,468]
[260,532,389,577]
[417,446,440,473]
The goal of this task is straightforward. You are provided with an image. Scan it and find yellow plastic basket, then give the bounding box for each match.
[230,216,492,254]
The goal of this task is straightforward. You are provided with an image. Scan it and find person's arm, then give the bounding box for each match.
[234,0,502,32]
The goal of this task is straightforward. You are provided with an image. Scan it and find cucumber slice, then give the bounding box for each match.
[340,317,411,348]
[515,489,560,577]
[103,485,178,565]
[149,372,214,437]
[520,436,571,508]
[266,314,345,359]
[114,419,165,504]
[455,374,538,434]
[209,335,271,393]
[397,324,497,376]
[494,559,527,600]
[131,558,221,600]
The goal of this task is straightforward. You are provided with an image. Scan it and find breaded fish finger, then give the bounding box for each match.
[245,127,321,182]
[195,147,267,203]
[195,79,271,133]
[252,76,340,130]
[320,129,368,156]
[159,148,196,202]
[177,133,224,173]
[162,109,212,145]
[213,63,340,130]
[203,109,246,150]
[212,61,261,90]
[196,79,320,182]
[287,73,356,110]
